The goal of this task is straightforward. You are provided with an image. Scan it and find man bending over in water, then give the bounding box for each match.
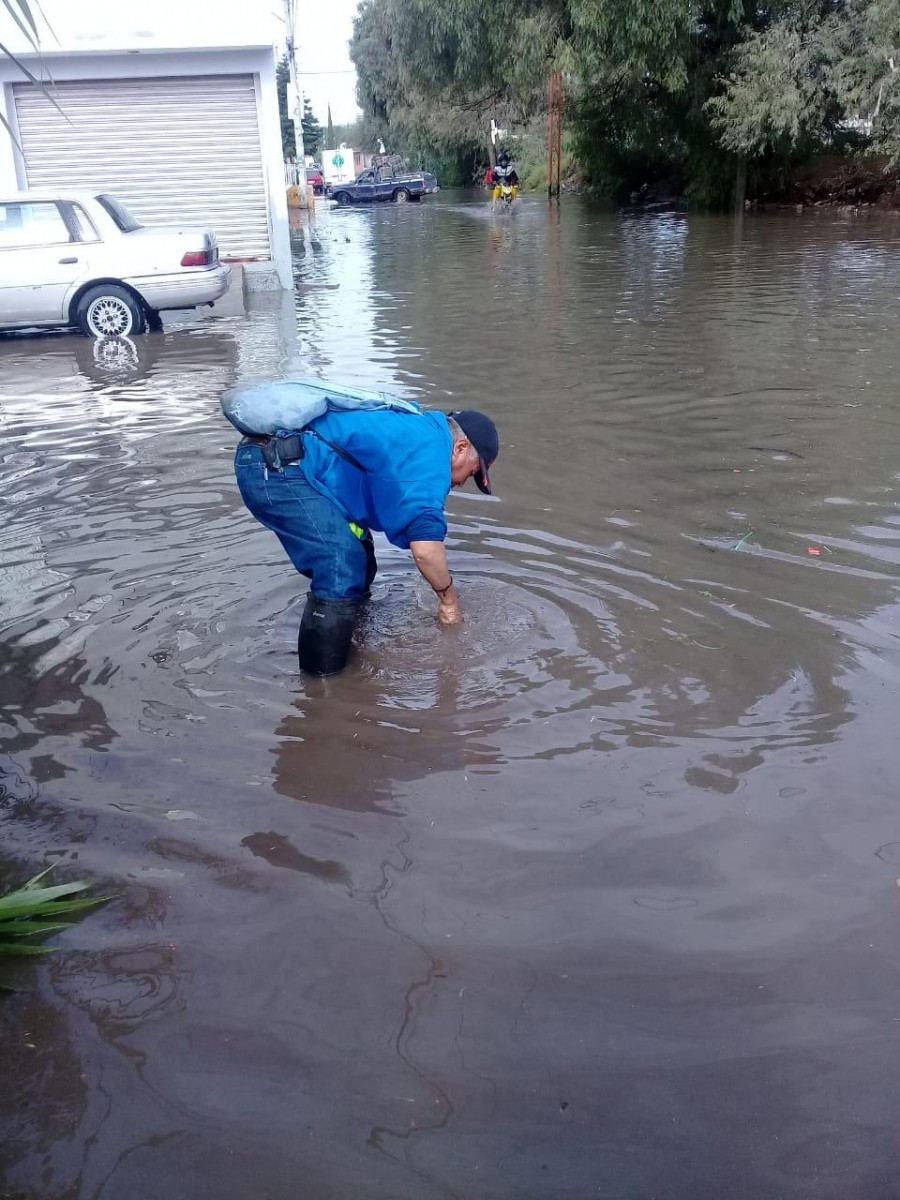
[234,406,500,676]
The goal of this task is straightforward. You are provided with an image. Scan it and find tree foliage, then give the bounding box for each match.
[351,0,554,164]
[351,0,900,199]
[350,0,761,196]
[328,120,358,145]
[835,0,900,162]
[301,96,323,157]
[276,55,297,158]
[708,2,852,157]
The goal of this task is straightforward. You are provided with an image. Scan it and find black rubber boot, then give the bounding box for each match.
[363,535,378,593]
[297,593,363,676]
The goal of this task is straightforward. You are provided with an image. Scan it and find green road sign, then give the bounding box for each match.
[332,153,344,167]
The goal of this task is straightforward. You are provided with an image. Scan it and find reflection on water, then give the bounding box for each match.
[2,200,900,1198]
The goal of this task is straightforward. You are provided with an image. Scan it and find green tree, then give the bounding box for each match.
[329,119,366,147]
[835,0,900,162]
[707,2,850,159]
[301,96,323,157]
[349,0,899,203]
[350,0,738,193]
[276,54,297,158]
[566,0,769,204]
[352,0,554,160]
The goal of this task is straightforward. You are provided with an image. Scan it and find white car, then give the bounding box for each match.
[0,190,231,337]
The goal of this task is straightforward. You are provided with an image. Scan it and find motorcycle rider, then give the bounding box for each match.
[492,150,519,202]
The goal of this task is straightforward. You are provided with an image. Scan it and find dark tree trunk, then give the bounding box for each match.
[734,153,747,213]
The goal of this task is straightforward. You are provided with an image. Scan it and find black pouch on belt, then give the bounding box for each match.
[261,434,304,471]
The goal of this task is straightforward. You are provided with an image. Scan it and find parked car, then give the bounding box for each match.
[306,164,325,195]
[0,190,231,338]
[327,165,439,206]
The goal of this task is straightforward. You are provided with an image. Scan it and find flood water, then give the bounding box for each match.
[2,194,900,1199]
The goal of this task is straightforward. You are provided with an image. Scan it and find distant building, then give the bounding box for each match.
[0,1,291,288]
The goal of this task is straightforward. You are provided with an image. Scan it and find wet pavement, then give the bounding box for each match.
[2,195,900,1198]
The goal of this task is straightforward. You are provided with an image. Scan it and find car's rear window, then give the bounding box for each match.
[95,194,142,232]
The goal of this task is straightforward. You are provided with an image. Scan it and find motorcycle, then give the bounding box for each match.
[492,181,518,212]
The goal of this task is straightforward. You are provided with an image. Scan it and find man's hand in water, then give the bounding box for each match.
[438,588,462,625]
[410,540,463,625]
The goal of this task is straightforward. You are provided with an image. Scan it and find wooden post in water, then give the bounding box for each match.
[548,71,563,201]
[734,152,747,214]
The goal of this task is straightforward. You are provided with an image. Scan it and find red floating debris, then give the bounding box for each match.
[807,547,822,556]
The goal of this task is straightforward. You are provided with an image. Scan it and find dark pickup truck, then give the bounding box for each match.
[327,165,439,206]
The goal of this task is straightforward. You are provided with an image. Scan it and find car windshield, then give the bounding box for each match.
[95,194,142,233]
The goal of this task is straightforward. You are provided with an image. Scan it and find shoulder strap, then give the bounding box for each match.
[306,427,368,473]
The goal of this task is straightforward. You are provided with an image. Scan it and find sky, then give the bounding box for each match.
[5,0,363,129]
[294,0,362,127]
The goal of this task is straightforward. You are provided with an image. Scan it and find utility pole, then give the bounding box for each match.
[283,0,308,207]
[547,71,563,202]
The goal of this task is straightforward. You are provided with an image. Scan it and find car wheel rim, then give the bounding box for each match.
[86,296,133,337]
[396,191,408,203]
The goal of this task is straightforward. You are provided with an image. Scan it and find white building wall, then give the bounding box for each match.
[253,52,292,290]
[0,44,292,288]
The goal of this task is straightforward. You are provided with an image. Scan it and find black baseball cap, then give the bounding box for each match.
[450,410,499,494]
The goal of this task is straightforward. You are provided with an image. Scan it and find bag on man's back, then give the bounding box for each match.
[221,377,422,436]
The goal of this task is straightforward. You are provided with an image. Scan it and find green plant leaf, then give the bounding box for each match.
[2,0,40,51]
[0,869,109,957]
[0,37,43,85]
[0,40,67,122]
[0,881,90,916]
[21,865,55,890]
[1,921,72,937]
[0,108,24,154]
[33,0,61,48]
[2,880,90,903]
[0,942,56,956]
[6,0,39,39]
[0,895,108,921]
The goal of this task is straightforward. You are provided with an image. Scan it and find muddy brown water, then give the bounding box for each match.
[2,196,900,1199]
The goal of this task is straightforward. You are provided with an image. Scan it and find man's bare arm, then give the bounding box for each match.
[409,540,462,625]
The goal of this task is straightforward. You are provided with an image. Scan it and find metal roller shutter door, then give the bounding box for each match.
[14,75,271,260]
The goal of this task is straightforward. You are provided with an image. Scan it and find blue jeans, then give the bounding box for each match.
[234,442,376,600]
